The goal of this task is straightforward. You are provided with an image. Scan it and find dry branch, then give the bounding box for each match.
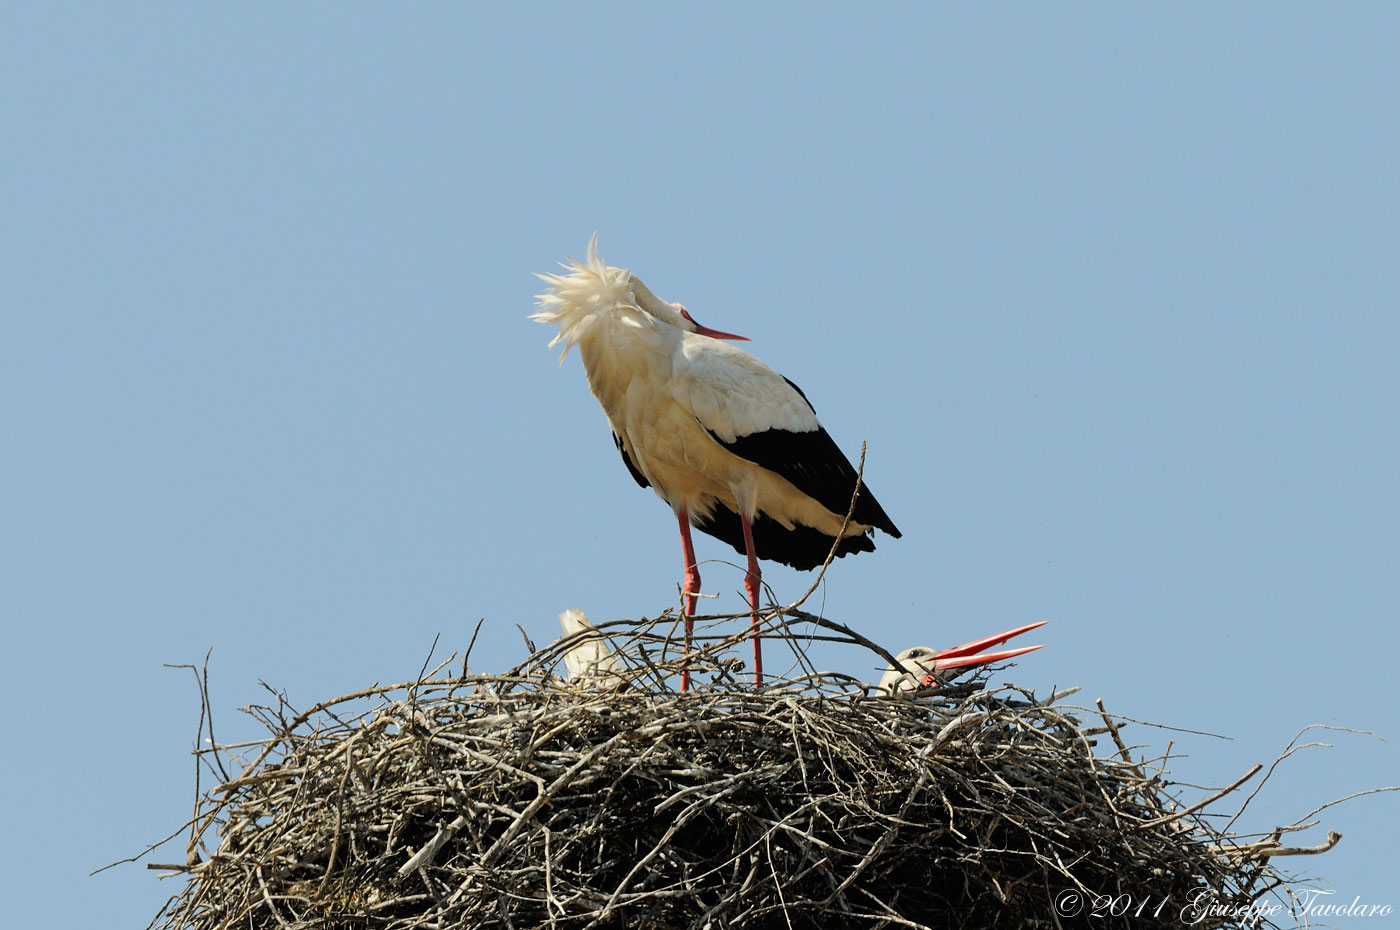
[132,608,1368,930]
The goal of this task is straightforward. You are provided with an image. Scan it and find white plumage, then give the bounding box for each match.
[558,607,623,684]
[876,621,1049,696]
[534,237,900,689]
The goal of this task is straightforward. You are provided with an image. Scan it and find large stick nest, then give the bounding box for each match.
[142,608,1340,930]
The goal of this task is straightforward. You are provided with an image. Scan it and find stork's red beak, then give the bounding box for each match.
[679,307,749,341]
[921,620,1048,687]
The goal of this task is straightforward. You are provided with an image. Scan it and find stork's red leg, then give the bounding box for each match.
[739,514,763,688]
[677,508,700,692]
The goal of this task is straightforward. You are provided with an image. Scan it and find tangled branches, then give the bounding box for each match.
[137,609,1346,930]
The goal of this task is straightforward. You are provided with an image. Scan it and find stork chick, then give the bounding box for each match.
[558,607,624,685]
[878,620,1048,696]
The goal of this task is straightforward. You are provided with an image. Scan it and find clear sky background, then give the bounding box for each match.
[4,5,1397,926]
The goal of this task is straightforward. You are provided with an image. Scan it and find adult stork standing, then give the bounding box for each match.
[533,237,900,689]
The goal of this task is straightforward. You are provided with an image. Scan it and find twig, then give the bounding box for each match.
[1132,764,1262,832]
[132,613,1369,930]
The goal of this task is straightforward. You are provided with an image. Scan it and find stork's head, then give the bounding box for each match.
[877,620,1048,696]
[532,235,746,361]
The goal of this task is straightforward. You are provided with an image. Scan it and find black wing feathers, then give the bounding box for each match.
[783,377,814,411]
[613,432,650,489]
[705,422,901,539]
[611,376,900,571]
[693,503,876,572]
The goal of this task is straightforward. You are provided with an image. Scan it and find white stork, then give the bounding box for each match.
[877,620,1047,696]
[533,236,900,690]
[557,607,624,685]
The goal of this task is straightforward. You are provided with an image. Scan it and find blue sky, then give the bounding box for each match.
[4,4,1397,925]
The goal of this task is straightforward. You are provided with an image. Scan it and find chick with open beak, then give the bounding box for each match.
[877,621,1048,695]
